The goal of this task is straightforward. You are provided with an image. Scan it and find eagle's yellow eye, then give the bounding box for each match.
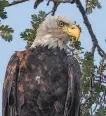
[58,21,64,27]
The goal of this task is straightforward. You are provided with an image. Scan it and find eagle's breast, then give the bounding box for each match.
[17,46,68,116]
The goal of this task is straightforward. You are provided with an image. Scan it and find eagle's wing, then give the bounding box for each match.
[2,52,20,116]
[64,56,81,116]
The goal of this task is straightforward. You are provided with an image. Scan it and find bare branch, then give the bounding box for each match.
[75,0,106,58]
[51,2,60,15]
[96,44,106,57]
[6,0,29,7]
[47,0,51,6]
[91,44,96,56]
[58,0,75,3]
[45,10,53,16]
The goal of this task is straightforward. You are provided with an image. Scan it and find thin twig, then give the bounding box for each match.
[45,10,53,16]
[47,0,51,5]
[51,2,60,16]
[6,0,29,7]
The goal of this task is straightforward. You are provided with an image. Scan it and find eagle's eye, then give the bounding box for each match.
[58,21,65,27]
[71,27,75,29]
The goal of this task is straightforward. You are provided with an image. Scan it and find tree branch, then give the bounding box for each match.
[91,44,96,56]
[75,0,106,58]
[6,0,29,7]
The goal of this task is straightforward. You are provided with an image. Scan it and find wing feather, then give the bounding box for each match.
[64,56,81,116]
[2,52,19,116]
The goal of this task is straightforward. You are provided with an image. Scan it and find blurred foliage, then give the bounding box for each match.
[0,0,8,19]
[0,25,14,41]
[86,0,102,14]
[0,0,14,41]
[0,0,106,115]
[76,50,106,115]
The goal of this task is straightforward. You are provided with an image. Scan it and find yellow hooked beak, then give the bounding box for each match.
[62,24,80,40]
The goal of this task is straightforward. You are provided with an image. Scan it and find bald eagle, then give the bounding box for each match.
[2,16,81,116]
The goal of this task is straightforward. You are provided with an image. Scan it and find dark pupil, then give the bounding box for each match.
[59,21,64,26]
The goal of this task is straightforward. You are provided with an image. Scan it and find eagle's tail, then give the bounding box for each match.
[64,56,81,116]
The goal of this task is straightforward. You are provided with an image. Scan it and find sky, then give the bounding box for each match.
[0,0,106,115]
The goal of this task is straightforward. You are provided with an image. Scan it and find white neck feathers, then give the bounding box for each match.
[31,34,67,50]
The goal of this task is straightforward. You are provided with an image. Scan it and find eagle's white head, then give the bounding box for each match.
[31,16,80,49]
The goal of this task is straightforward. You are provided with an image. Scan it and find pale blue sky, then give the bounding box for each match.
[0,0,106,115]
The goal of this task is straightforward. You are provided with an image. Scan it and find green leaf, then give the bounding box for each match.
[0,0,8,19]
[0,25,13,33]
[0,10,7,19]
[96,106,106,116]
[1,32,12,42]
[20,11,46,48]
[0,25,14,41]
[86,0,102,14]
